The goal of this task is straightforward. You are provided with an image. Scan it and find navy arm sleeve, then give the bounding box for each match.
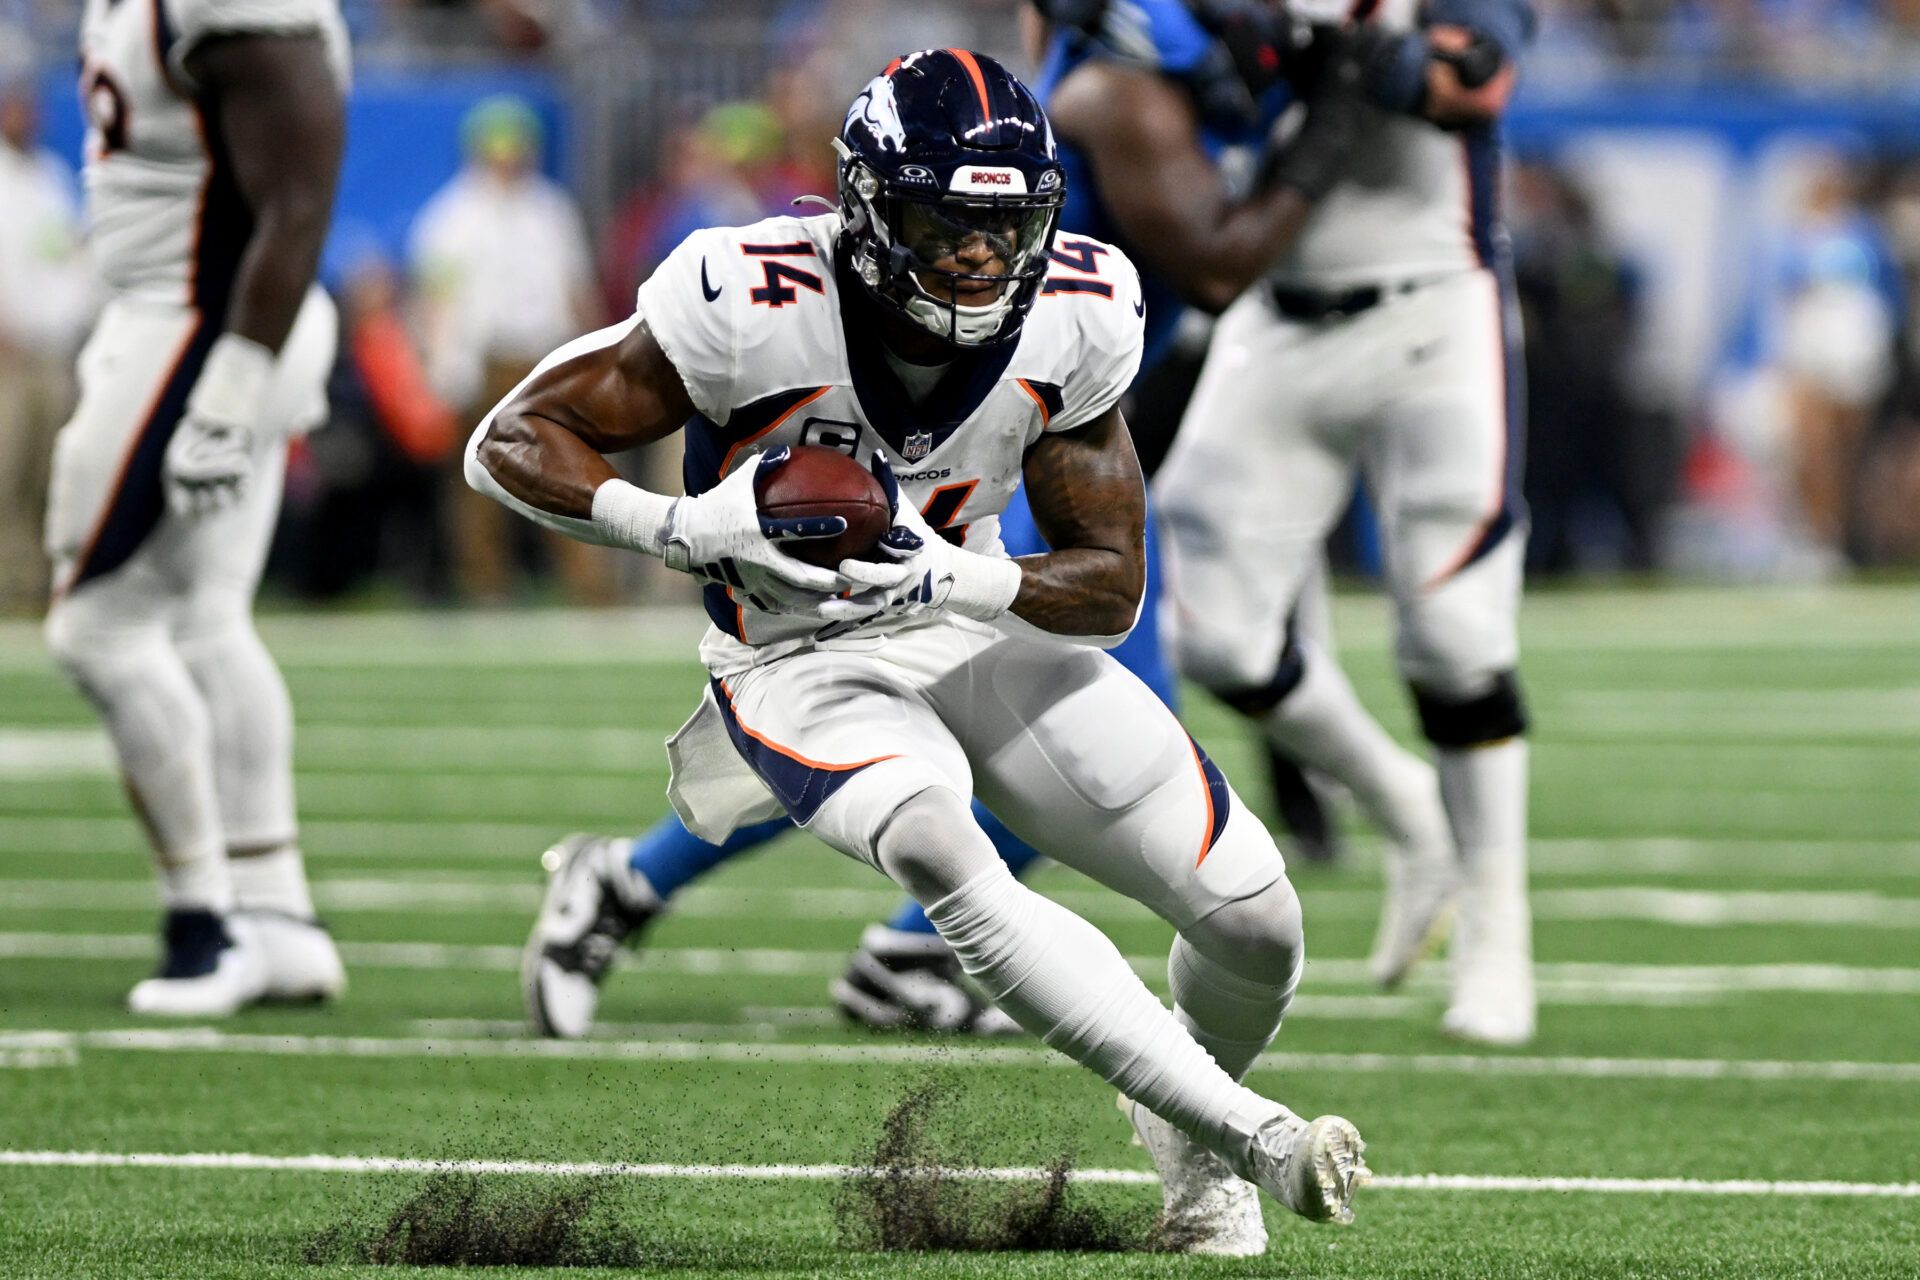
[1428,0,1537,59]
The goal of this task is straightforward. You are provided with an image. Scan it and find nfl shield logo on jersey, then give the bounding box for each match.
[903,431,933,462]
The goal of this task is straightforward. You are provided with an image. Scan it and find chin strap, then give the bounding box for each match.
[902,288,1014,346]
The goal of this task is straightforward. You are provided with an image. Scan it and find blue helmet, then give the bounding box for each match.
[836,49,1067,348]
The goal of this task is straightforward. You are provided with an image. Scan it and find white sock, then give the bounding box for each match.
[925,862,1290,1162]
[1169,936,1297,1080]
[178,618,299,851]
[1265,643,1440,846]
[49,609,231,914]
[228,844,317,919]
[1438,739,1533,990]
[153,857,233,916]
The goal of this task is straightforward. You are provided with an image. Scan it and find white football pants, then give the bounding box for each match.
[1157,267,1524,702]
[43,292,334,886]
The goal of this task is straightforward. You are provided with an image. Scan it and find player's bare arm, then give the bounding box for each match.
[468,318,874,606]
[1013,403,1147,639]
[186,34,344,354]
[1048,63,1319,315]
[474,319,691,520]
[161,33,344,516]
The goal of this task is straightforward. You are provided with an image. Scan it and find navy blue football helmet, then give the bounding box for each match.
[836,49,1067,348]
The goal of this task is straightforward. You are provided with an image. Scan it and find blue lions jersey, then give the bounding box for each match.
[1034,0,1281,370]
[1005,0,1286,707]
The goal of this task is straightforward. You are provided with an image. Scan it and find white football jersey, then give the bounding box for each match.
[1273,0,1506,288]
[635,212,1145,669]
[79,0,350,305]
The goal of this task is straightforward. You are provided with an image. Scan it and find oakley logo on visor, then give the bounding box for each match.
[949,167,1028,195]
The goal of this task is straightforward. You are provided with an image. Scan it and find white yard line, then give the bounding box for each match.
[1552,692,1920,738]
[399,993,1435,1042]
[1562,689,1920,713]
[10,877,1920,930]
[409,1014,845,1041]
[4,931,1920,999]
[1529,888,1920,928]
[1450,961,1920,997]
[4,587,1915,669]
[0,816,575,857]
[1,1149,1916,1199]
[0,931,835,976]
[0,730,112,778]
[0,878,548,913]
[2,1027,1917,1083]
[0,1047,77,1069]
[1521,838,1920,877]
[7,815,1920,879]
[10,725,1919,783]
[0,609,714,673]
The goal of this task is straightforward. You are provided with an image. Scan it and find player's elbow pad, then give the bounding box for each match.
[1429,0,1536,59]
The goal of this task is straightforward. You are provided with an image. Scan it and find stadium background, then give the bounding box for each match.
[8,0,1920,606]
[0,3,1917,1277]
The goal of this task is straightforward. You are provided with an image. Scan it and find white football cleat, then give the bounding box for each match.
[1362,757,1459,988]
[831,925,1021,1036]
[126,909,268,1018]
[1443,875,1536,1046]
[1441,997,1535,1047]
[237,911,347,1002]
[1121,1096,1266,1256]
[523,834,658,1040]
[1242,1113,1371,1226]
[1443,938,1536,1046]
[1369,852,1458,989]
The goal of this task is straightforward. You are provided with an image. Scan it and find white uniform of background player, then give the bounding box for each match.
[1157,0,1538,1044]
[43,0,349,1015]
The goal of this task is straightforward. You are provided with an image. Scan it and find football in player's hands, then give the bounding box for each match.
[754,444,892,568]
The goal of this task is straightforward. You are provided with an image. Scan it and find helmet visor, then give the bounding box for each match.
[895,196,1059,287]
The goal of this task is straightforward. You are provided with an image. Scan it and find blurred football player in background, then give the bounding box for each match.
[1157,0,1541,1045]
[474,49,1371,1244]
[1028,0,1460,994]
[42,0,351,1015]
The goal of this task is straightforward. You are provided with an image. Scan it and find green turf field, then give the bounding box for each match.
[2,584,1916,1279]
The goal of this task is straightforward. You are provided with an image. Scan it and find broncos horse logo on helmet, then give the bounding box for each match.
[835,49,1067,348]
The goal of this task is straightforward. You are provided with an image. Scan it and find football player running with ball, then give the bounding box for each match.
[520,0,1454,1062]
[1156,0,1541,1045]
[43,0,350,1015]
[469,51,1369,1236]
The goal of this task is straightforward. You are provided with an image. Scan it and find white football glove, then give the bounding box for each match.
[164,333,277,518]
[163,413,254,517]
[663,446,905,609]
[823,453,1020,626]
